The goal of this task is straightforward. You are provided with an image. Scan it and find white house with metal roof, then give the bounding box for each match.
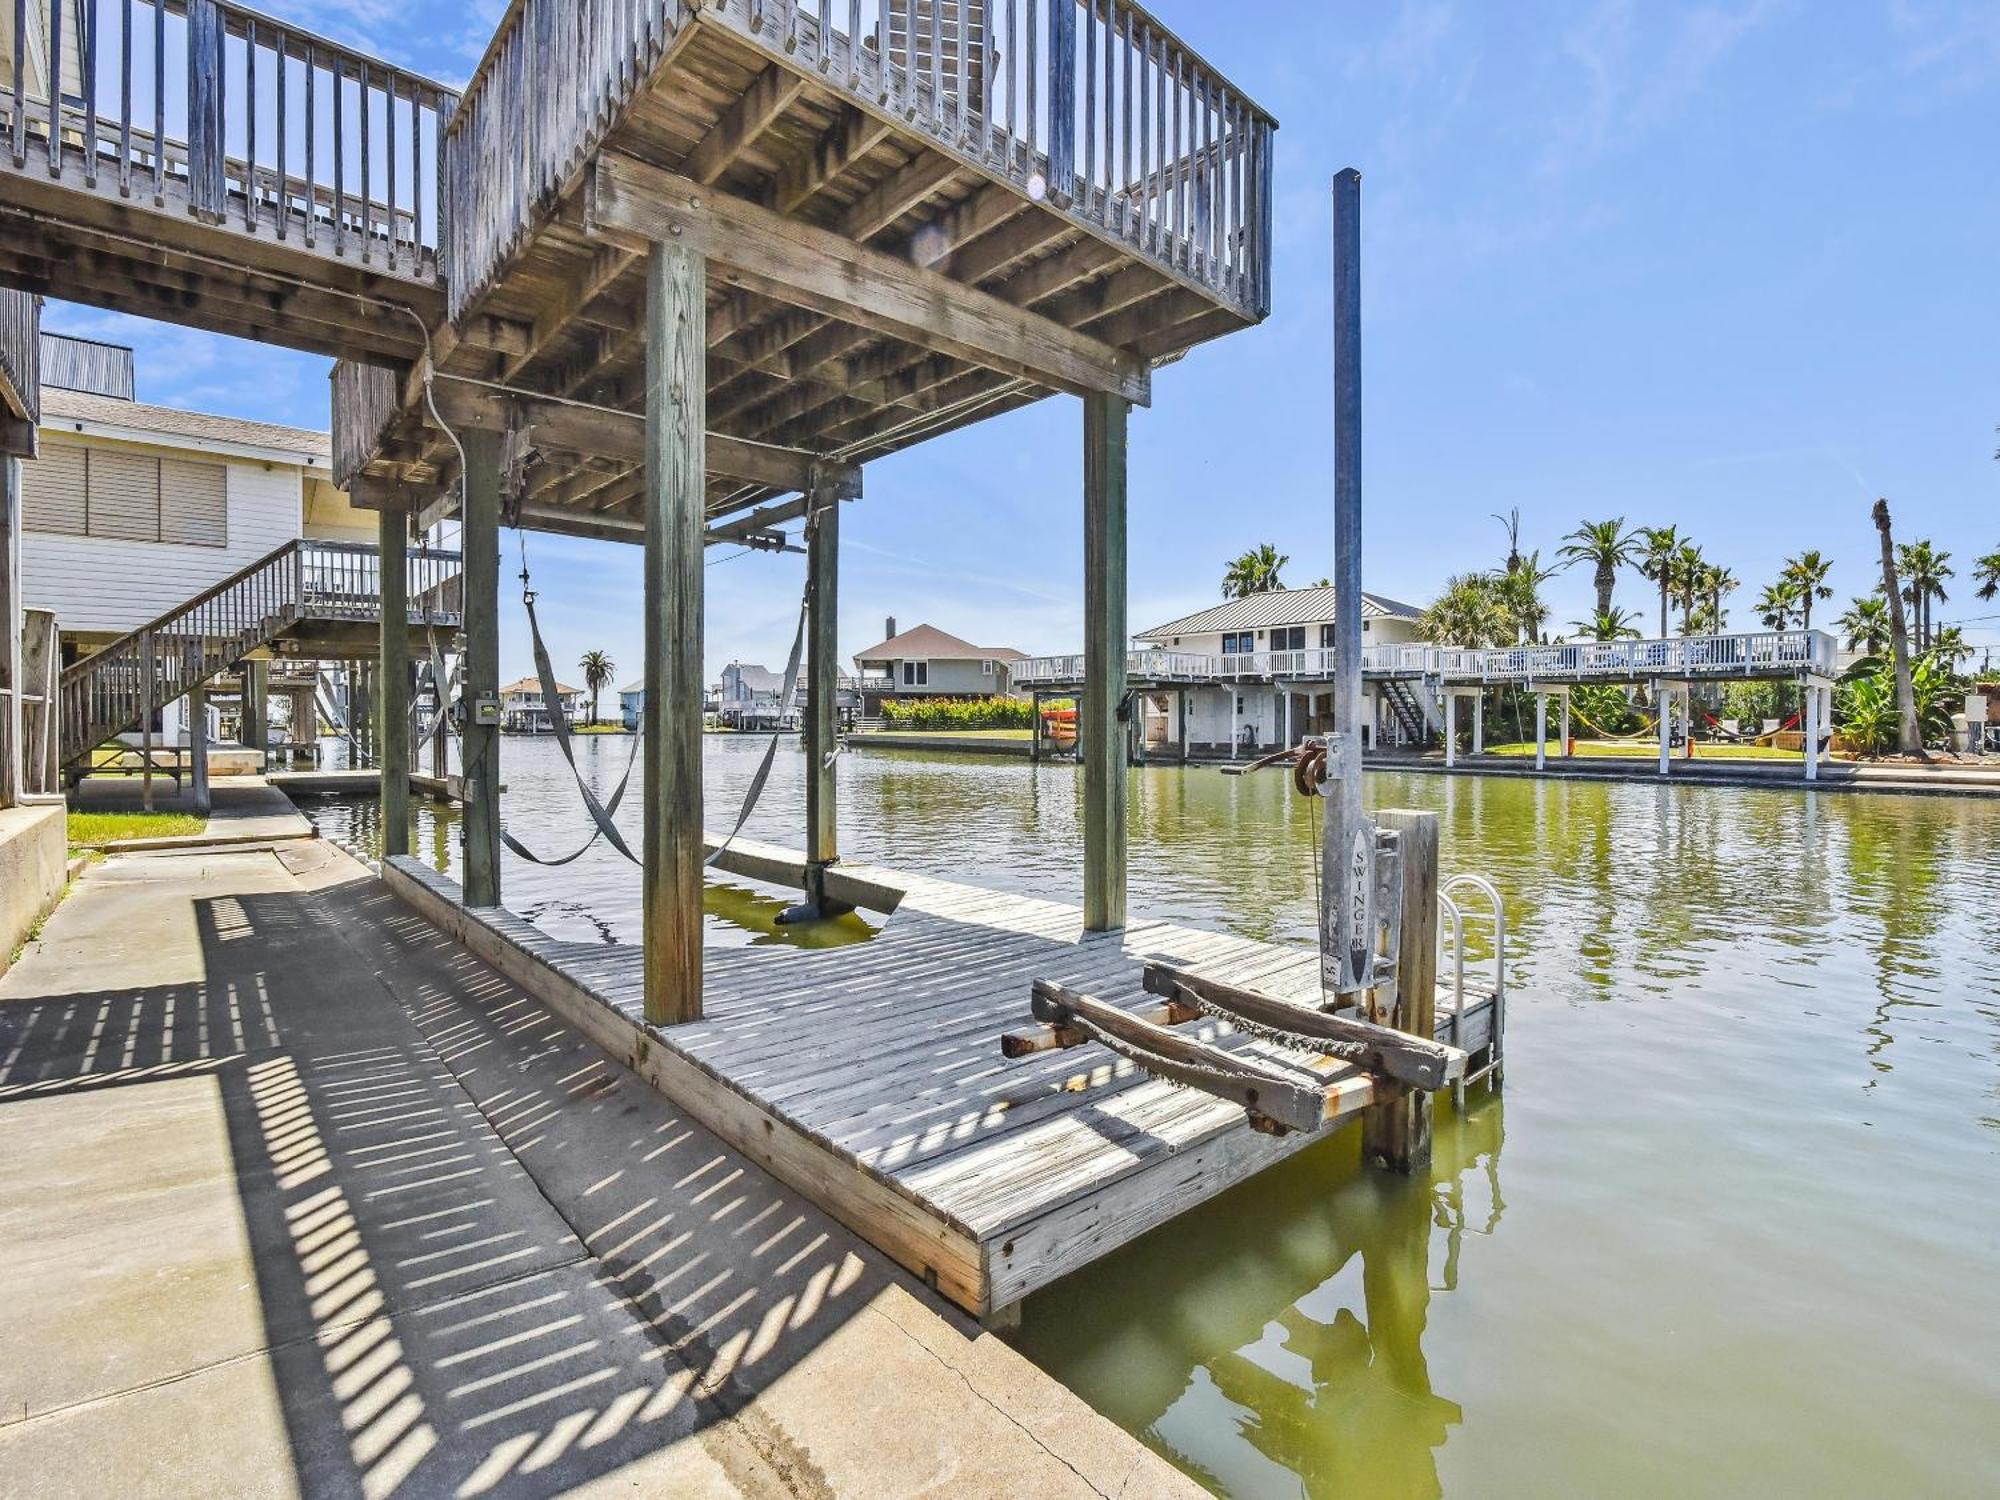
[1015,585,1431,760]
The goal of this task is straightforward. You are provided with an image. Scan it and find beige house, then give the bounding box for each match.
[19,334,371,660]
[852,619,1025,710]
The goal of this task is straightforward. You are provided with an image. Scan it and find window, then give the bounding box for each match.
[982,658,995,675]
[1272,626,1306,651]
[902,661,928,687]
[1320,623,1335,648]
[1222,632,1254,655]
[19,439,227,546]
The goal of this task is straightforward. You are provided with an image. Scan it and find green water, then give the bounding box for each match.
[307,737,2000,1495]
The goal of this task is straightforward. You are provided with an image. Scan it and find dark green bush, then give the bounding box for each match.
[880,696,1037,731]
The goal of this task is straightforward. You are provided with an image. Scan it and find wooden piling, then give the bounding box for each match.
[241,659,267,756]
[1082,390,1128,933]
[1363,807,1440,1174]
[642,239,706,1025]
[799,482,846,917]
[187,674,210,815]
[377,503,410,857]
[460,426,503,907]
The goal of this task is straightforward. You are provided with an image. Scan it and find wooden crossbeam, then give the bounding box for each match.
[685,63,812,186]
[1142,963,1465,1092]
[421,377,860,496]
[1026,980,1375,1137]
[586,154,1150,404]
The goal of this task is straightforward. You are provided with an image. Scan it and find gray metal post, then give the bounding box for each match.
[1535,692,1547,771]
[461,428,503,907]
[1082,390,1129,932]
[1324,166,1372,994]
[378,504,410,856]
[643,240,707,1024]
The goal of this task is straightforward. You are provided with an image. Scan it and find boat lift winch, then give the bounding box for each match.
[999,169,1507,1149]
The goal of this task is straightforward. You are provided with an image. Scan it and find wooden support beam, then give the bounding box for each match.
[643,240,707,1027]
[685,62,812,186]
[241,660,268,754]
[587,155,1150,404]
[1082,392,1129,931]
[377,504,410,858]
[420,378,859,496]
[1362,809,1442,1171]
[779,485,849,923]
[460,428,503,908]
[774,105,895,216]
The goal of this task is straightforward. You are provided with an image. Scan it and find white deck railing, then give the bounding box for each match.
[1011,630,1839,688]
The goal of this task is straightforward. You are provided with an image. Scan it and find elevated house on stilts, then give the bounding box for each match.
[4,0,1503,1321]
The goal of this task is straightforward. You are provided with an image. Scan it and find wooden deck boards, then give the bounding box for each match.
[380,841,1494,1316]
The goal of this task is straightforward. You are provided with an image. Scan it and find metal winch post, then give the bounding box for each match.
[1322,166,1380,998]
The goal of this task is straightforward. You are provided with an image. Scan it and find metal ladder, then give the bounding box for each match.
[1437,873,1507,1109]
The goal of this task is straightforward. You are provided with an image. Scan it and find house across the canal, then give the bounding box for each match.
[500,676,584,734]
[1134,586,1425,756]
[852,620,1026,716]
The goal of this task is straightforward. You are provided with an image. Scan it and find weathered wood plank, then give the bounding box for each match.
[586,153,1150,403]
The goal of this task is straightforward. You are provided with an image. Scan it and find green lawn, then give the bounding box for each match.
[1485,740,1807,762]
[572,723,631,734]
[67,810,209,848]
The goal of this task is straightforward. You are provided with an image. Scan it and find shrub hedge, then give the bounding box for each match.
[880,696,1037,730]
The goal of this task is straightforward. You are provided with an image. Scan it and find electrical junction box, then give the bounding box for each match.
[471,695,502,727]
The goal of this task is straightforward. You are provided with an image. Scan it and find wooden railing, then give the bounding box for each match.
[0,288,39,428]
[3,0,458,274]
[443,0,1273,323]
[1011,632,1841,688]
[59,537,460,765]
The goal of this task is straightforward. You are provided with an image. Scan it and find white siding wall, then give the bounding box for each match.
[1143,616,1419,653]
[22,439,302,636]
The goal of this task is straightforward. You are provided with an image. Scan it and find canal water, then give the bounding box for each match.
[304,735,2000,1496]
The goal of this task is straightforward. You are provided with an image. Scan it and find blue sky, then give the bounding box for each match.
[42,0,2000,682]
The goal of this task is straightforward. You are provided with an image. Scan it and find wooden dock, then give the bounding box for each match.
[382,839,1495,1320]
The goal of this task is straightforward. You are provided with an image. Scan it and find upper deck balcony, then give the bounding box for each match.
[338,0,1275,526]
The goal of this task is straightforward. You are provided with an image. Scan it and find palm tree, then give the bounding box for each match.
[1222,544,1288,600]
[578,649,616,727]
[1572,606,1643,641]
[1637,526,1681,638]
[1494,549,1556,644]
[1836,594,1889,654]
[1702,562,1739,634]
[1929,624,1972,666]
[1556,518,1638,619]
[1873,500,1922,757]
[1974,548,2000,603]
[1896,540,1952,652]
[1670,542,1706,634]
[1418,573,1506,647]
[1755,578,1800,631]
[1781,549,1834,634]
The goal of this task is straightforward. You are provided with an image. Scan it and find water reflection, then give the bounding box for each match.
[1020,1099,1504,1499]
[300,738,2000,1495]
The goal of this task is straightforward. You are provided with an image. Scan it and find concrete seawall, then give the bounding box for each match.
[0,804,67,972]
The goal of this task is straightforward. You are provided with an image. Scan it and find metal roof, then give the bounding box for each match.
[1136,586,1421,641]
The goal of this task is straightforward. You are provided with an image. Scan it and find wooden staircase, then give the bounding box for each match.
[58,539,459,768]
